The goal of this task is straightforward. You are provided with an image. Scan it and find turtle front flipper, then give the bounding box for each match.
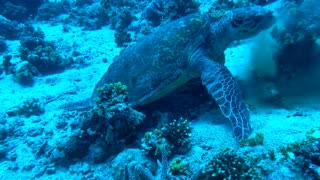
[196,56,252,139]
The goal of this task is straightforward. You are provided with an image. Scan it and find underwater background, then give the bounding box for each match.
[0,0,320,179]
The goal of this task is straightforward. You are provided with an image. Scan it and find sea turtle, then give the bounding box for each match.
[92,6,275,139]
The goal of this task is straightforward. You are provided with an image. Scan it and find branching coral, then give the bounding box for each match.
[141,117,192,158]
[200,149,263,179]
[161,117,192,153]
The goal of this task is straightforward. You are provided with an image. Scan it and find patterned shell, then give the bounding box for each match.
[92,13,211,106]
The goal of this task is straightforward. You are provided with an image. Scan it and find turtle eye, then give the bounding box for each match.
[231,19,244,28]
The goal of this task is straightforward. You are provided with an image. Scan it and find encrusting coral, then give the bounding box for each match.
[6,98,45,117]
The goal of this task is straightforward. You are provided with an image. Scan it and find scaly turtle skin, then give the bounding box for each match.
[92,6,274,139]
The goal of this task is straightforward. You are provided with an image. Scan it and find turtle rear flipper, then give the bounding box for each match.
[197,56,252,139]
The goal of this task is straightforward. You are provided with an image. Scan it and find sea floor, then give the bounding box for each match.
[1,21,320,179]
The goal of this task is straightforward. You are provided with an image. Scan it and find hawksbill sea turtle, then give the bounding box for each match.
[92,6,275,139]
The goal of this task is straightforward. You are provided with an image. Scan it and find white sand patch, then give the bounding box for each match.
[0,22,123,179]
[0,23,121,112]
[34,23,120,65]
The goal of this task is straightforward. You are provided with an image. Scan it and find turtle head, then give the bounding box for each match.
[228,6,275,39]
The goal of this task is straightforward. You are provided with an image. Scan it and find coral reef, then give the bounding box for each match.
[102,1,137,46]
[0,0,44,22]
[143,0,200,26]
[110,148,156,179]
[2,55,15,75]
[101,0,200,46]
[169,157,190,175]
[0,2,28,22]
[293,141,320,179]
[214,0,277,8]
[110,148,171,179]
[273,0,320,46]
[240,132,264,147]
[36,1,70,21]
[6,98,45,117]
[277,131,320,179]
[1,25,72,85]
[0,122,8,141]
[200,149,263,179]
[19,25,72,75]
[59,83,145,163]
[75,0,94,7]
[114,30,132,47]
[93,82,129,114]
[0,145,7,160]
[0,39,7,53]
[12,61,38,84]
[36,0,108,30]
[141,129,173,158]
[141,117,192,158]
[273,0,320,93]
[0,15,20,40]
[73,2,108,30]
[245,0,320,106]
[161,117,192,153]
